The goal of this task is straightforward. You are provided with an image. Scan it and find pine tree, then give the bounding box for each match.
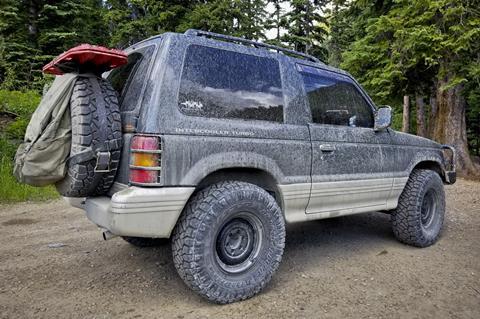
[178,0,237,34]
[282,0,329,60]
[0,0,41,89]
[340,0,480,175]
[180,0,268,40]
[0,0,108,90]
[235,0,268,40]
[265,0,287,46]
[104,0,198,47]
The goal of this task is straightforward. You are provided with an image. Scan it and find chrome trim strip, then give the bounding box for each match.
[129,181,163,187]
[129,165,162,171]
[131,149,162,154]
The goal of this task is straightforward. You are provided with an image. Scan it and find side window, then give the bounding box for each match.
[178,45,284,122]
[298,64,374,128]
[108,45,155,112]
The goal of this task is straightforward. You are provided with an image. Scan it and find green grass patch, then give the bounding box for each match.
[0,89,41,117]
[0,157,59,203]
[0,90,59,203]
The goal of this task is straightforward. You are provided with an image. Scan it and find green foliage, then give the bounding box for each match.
[0,135,58,203]
[339,0,480,103]
[104,0,197,47]
[282,0,329,60]
[0,89,57,202]
[335,0,480,161]
[5,118,28,140]
[0,0,108,91]
[0,90,41,117]
[0,152,58,203]
[0,137,16,159]
[178,0,269,40]
[178,0,238,35]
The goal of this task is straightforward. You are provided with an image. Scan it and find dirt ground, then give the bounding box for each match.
[0,179,479,319]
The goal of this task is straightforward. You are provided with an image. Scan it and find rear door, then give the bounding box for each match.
[297,64,393,218]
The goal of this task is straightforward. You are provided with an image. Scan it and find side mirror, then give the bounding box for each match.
[374,106,392,131]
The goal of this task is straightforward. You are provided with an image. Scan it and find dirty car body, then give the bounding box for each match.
[72,30,455,237]
[66,30,456,303]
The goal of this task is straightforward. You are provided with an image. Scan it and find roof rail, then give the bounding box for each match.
[184,29,323,64]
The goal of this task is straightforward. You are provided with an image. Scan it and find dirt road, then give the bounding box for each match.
[1,179,479,319]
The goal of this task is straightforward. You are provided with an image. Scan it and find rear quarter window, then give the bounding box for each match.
[178,45,284,123]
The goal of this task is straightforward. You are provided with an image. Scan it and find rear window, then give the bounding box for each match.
[108,45,155,111]
[178,45,284,122]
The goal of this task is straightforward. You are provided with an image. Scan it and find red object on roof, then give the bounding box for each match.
[42,44,128,75]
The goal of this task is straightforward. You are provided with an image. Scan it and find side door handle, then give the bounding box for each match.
[319,144,336,152]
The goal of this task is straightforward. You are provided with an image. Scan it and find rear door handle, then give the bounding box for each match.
[319,144,336,152]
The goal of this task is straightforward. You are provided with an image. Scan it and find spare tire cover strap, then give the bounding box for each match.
[68,138,121,165]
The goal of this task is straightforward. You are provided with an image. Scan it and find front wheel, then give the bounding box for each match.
[391,169,446,247]
[171,181,285,304]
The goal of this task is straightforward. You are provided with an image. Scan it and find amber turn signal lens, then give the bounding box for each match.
[132,152,158,167]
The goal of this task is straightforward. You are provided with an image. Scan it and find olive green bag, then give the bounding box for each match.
[13,73,80,186]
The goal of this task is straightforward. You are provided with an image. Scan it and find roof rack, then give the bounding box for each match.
[184,29,323,64]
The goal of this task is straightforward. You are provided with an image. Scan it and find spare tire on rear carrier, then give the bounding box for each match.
[55,75,122,197]
[43,44,128,198]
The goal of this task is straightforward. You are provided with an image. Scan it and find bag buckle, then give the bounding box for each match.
[94,151,111,173]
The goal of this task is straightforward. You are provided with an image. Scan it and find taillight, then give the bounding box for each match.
[129,135,161,185]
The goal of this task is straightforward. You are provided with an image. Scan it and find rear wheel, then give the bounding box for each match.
[391,169,445,247]
[172,181,285,304]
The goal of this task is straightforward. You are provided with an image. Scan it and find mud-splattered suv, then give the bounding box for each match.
[67,30,456,304]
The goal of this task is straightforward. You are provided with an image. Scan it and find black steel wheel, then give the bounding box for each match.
[215,214,263,274]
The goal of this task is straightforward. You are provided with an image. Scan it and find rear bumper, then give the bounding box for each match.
[78,186,195,238]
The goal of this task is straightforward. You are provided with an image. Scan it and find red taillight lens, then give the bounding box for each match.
[130,169,158,184]
[129,135,161,185]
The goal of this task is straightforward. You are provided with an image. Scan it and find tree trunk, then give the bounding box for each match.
[276,2,281,42]
[416,94,427,137]
[432,75,479,176]
[428,95,437,138]
[27,0,39,46]
[402,95,410,133]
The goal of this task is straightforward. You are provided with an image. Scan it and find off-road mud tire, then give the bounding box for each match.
[171,181,285,304]
[122,236,168,247]
[56,76,122,197]
[391,169,445,247]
